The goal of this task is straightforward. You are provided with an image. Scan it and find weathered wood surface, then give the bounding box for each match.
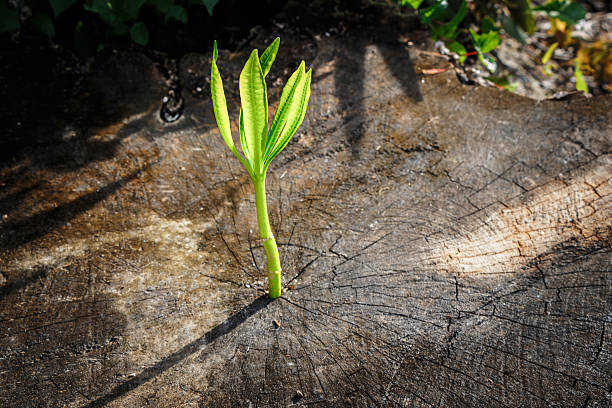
[1,10,611,408]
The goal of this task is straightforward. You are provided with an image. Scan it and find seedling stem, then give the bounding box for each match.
[254,176,281,298]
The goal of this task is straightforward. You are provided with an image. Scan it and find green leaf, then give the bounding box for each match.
[211,41,250,171]
[146,0,172,13]
[471,27,500,72]
[111,21,130,35]
[502,15,528,45]
[574,60,588,95]
[541,42,559,64]
[265,62,304,158]
[86,0,146,22]
[239,49,268,174]
[259,37,280,77]
[419,0,447,24]
[446,41,467,64]
[32,13,55,37]
[508,0,535,35]
[201,0,219,16]
[398,0,424,9]
[211,38,311,178]
[84,0,115,22]
[0,7,20,33]
[470,28,501,54]
[430,0,467,40]
[114,0,147,21]
[481,16,496,34]
[130,21,149,45]
[165,5,187,24]
[49,0,79,17]
[266,65,311,168]
[449,1,468,26]
[239,108,251,165]
[533,1,586,25]
[478,52,497,72]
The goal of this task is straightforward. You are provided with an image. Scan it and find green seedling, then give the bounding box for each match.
[210,37,312,299]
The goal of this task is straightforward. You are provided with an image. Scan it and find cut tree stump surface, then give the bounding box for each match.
[1,12,611,408]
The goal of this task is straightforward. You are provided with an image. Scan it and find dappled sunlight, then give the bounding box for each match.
[431,155,611,278]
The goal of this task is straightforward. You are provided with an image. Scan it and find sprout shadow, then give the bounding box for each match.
[84,295,271,407]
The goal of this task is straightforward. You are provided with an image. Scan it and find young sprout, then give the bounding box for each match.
[210,37,312,299]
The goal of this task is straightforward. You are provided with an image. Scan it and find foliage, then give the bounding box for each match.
[0,0,20,33]
[470,24,501,72]
[50,0,80,17]
[0,0,221,50]
[396,0,501,72]
[541,41,559,64]
[573,59,588,94]
[533,0,586,25]
[211,37,312,299]
[395,0,590,94]
[201,0,219,15]
[541,3,608,95]
[575,41,612,93]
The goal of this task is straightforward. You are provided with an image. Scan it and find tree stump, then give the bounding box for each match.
[1,13,610,408]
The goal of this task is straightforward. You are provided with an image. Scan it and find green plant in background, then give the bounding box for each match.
[533,0,586,25]
[0,0,20,33]
[0,0,221,47]
[573,58,589,94]
[396,0,588,93]
[469,18,501,72]
[80,0,219,45]
[400,0,501,70]
[210,38,312,299]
